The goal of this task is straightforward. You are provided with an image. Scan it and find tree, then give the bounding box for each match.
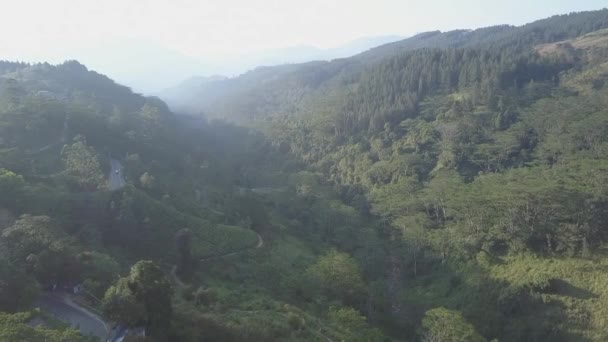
[421,307,485,342]
[328,306,386,342]
[0,311,88,341]
[80,251,120,297]
[129,260,173,337]
[307,249,366,302]
[135,104,166,143]
[0,215,81,284]
[102,279,146,326]
[103,260,172,338]
[0,257,38,311]
[1,215,63,261]
[61,135,105,191]
[0,208,15,231]
[0,169,24,210]
[139,172,155,189]
[175,228,193,278]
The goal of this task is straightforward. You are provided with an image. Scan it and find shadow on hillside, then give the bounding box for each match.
[390,258,594,342]
[548,279,598,300]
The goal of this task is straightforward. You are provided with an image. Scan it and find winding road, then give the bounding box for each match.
[109,158,126,190]
[36,158,264,339]
[35,292,108,340]
[34,157,123,340]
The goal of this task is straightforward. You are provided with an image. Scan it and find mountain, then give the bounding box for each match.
[242,35,406,65]
[65,36,403,94]
[158,36,405,104]
[158,75,228,112]
[325,35,406,59]
[0,59,391,341]
[57,40,210,95]
[157,8,608,341]
[5,8,608,342]
[161,10,608,119]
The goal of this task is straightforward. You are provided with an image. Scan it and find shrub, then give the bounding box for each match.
[286,312,304,331]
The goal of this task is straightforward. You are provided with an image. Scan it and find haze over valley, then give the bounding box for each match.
[2,1,608,341]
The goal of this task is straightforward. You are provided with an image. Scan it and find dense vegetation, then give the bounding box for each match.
[3,8,608,342]
[161,8,608,342]
[0,59,392,341]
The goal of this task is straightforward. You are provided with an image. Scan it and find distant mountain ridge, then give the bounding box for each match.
[160,9,608,117]
[156,35,404,101]
[63,35,404,94]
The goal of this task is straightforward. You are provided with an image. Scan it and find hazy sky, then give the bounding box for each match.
[1,0,606,93]
[2,0,606,61]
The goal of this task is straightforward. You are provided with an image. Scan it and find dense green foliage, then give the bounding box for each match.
[3,8,608,342]
[420,307,485,342]
[0,311,91,342]
[0,58,385,340]
[103,261,172,337]
[160,9,608,342]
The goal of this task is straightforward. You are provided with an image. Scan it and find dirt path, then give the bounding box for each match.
[171,232,264,287]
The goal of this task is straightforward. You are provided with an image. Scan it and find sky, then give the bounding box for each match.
[0,0,606,92]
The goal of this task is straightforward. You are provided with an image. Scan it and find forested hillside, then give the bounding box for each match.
[158,9,608,342]
[3,8,608,342]
[0,60,397,341]
[161,9,608,122]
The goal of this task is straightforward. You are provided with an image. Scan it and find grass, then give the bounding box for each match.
[20,180,259,262]
[169,215,343,341]
[128,187,260,260]
[535,28,608,56]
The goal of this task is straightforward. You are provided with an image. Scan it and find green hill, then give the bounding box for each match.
[0,60,384,341]
[0,61,259,260]
[5,8,608,342]
[157,8,608,342]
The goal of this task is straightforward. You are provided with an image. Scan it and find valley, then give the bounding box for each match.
[2,7,608,342]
